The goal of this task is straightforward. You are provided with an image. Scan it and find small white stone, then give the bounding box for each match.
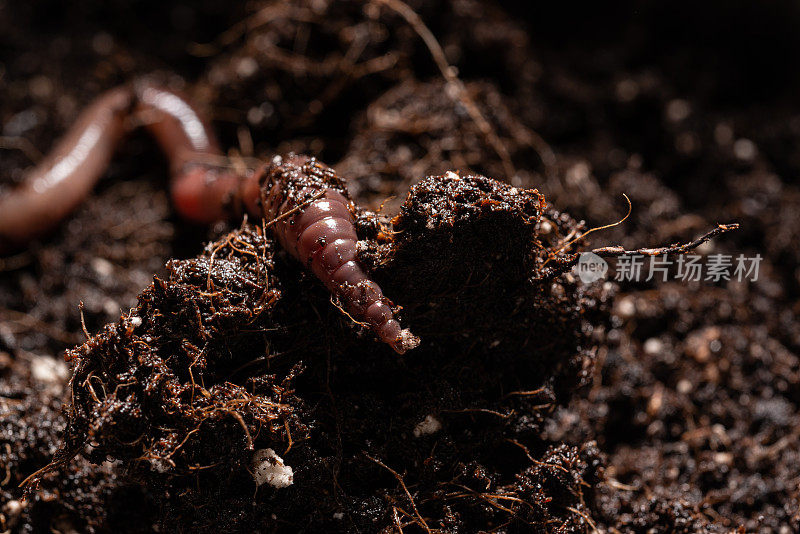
[333,512,344,520]
[236,57,259,78]
[130,316,143,328]
[413,415,442,438]
[91,257,114,277]
[616,296,636,318]
[444,171,459,180]
[676,379,693,395]
[30,356,68,384]
[643,338,663,355]
[252,448,294,488]
[4,499,23,517]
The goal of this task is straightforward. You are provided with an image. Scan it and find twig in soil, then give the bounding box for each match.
[365,453,432,533]
[446,484,527,517]
[502,387,547,399]
[442,483,537,526]
[78,301,90,340]
[566,506,599,533]
[506,439,571,475]
[590,223,739,258]
[391,506,405,533]
[373,0,522,180]
[541,223,740,281]
[227,410,254,450]
[442,407,513,419]
[556,194,632,255]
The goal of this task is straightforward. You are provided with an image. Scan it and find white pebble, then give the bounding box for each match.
[413,415,442,438]
[643,338,663,355]
[676,379,693,395]
[236,57,259,78]
[252,448,294,488]
[4,499,23,518]
[444,171,459,180]
[616,296,636,319]
[30,356,68,384]
[333,512,344,520]
[91,257,114,277]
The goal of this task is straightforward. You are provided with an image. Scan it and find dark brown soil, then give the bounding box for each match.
[2,1,799,533]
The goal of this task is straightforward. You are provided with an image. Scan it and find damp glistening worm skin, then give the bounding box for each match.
[0,81,417,353]
[260,154,419,353]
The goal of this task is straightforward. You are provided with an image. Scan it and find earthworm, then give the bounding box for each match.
[0,80,250,251]
[260,154,419,354]
[0,86,133,251]
[0,83,417,352]
[132,81,258,224]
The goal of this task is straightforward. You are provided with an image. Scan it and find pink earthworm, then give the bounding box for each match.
[0,83,417,353]
[0,86,134,251]
[260,154,419,354]
[0,80,251,251]
[132,81,259,224]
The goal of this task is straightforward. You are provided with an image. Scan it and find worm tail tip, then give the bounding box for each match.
[392,329,420,354]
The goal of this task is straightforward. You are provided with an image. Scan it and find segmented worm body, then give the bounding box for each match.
[261,154,419,353]
[134,82,259,223]
[0,87,133,250]
[0,80,251,251]
[0,83,416,352]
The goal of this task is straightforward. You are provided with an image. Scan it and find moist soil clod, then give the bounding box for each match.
[2,1,799,532]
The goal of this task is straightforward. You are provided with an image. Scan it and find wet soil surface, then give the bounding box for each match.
[1,1,799,532]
